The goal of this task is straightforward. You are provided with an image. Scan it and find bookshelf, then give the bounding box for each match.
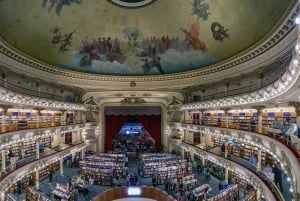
[40,137,51,148]
[141,154,188,184]
[207,184,239,201]
[23,140,36,158]
[229,171,253,189]
[26,187,51,201]
[213,135,225,147]
[79,154,125,186]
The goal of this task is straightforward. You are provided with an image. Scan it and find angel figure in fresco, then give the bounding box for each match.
[191,0,211,21]
[180,22,206,51]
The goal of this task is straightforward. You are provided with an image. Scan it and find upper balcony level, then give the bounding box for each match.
[167,119,300,198]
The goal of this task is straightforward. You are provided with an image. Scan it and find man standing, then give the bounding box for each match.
[273,163,283,192]
[285,120,298,149]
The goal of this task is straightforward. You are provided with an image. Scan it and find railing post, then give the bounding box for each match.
[257,149,262,171]
[1,150,5,173]
[35,169,39,190]
[36,139,40,160]
[60,158,64,176]
[224,167,229,183]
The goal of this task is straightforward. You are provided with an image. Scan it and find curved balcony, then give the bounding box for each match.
[0,120,85,134]
[0,141,86,192]
[168,122,298,199]
[0,86,86,111]
[169,139,284,201]
[176,120,300,160]
[180,34,300,112]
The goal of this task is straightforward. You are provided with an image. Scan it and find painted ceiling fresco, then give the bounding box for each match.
[0,0,293,76]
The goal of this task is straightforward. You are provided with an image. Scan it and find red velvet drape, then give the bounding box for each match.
[136,115,161,148]
[105,114,129,150]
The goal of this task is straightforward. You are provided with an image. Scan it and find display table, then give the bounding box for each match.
[192,184,210,197]
[71,176,88,191]
[52,184,70,200]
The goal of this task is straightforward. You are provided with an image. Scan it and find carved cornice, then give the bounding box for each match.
[0,3,297,89]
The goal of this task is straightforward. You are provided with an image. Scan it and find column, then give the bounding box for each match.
[224,82,229,97]
[60,158,64,176]
[0,104,12,133]
[61,110,66,125]
[257,149,262,171]
[201,156,206,167]
[1,69,8,88]
[1,149,5,173]
[221,108,231,128]
[36,140,40,160]
[35,169,39,189]
[77,129,81,143]
[224,141,228,159]
[33,108,44,128]
[1,113,4,133]
[190,151,194,161]
[180,147,185,157]
[252,105,265,133]
[224,167,229,183]
[0,191,5,201]
[200,89,205,101]
[51,112,55,126]
[81,148,85,159]
[256,189,261,200]
[60,89,65,101]
[199,109,206,125]
[36,83,41,97]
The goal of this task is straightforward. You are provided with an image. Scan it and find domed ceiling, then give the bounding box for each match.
[0,0,293,76]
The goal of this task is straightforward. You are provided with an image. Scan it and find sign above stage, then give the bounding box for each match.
[104,106,162,115]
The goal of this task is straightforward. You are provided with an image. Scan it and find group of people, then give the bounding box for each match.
[263,163,284,192]
[267,118,299,149]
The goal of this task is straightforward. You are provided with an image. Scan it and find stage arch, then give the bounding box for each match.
[104,106,162,151]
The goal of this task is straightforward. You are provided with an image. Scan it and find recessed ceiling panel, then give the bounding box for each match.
[0,0,293,76]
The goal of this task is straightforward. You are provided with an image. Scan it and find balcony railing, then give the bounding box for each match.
[179,120,300,159]
[0,120,85,134]
[0,79,78,103]
[0,141,85,184]
[180,141,288,201]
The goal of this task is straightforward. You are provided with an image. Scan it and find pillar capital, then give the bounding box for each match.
[251,105,266,114]
[288,101,300,116]
[33,107,45,113]
[221,108,231,115]
[0,67,9,79]
[61,109,67,113]
[0,104,13,113]
[199,109,206,114]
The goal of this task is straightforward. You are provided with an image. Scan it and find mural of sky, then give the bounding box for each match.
[0,0,293,76]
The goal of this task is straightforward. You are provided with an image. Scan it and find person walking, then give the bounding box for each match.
[250,117,256,132]
[273,163,283,192]
[49,170,53,183]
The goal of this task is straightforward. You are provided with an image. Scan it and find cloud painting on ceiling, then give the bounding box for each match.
[0,0,293,76]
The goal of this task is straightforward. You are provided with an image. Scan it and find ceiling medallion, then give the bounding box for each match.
[109,0,155,8]
[130,81,136,87]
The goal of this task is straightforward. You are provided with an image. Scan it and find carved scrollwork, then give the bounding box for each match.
[120,97,146,104]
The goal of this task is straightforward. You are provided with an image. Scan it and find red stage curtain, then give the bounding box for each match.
[105,114,129,150]
[136,115,161,147]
